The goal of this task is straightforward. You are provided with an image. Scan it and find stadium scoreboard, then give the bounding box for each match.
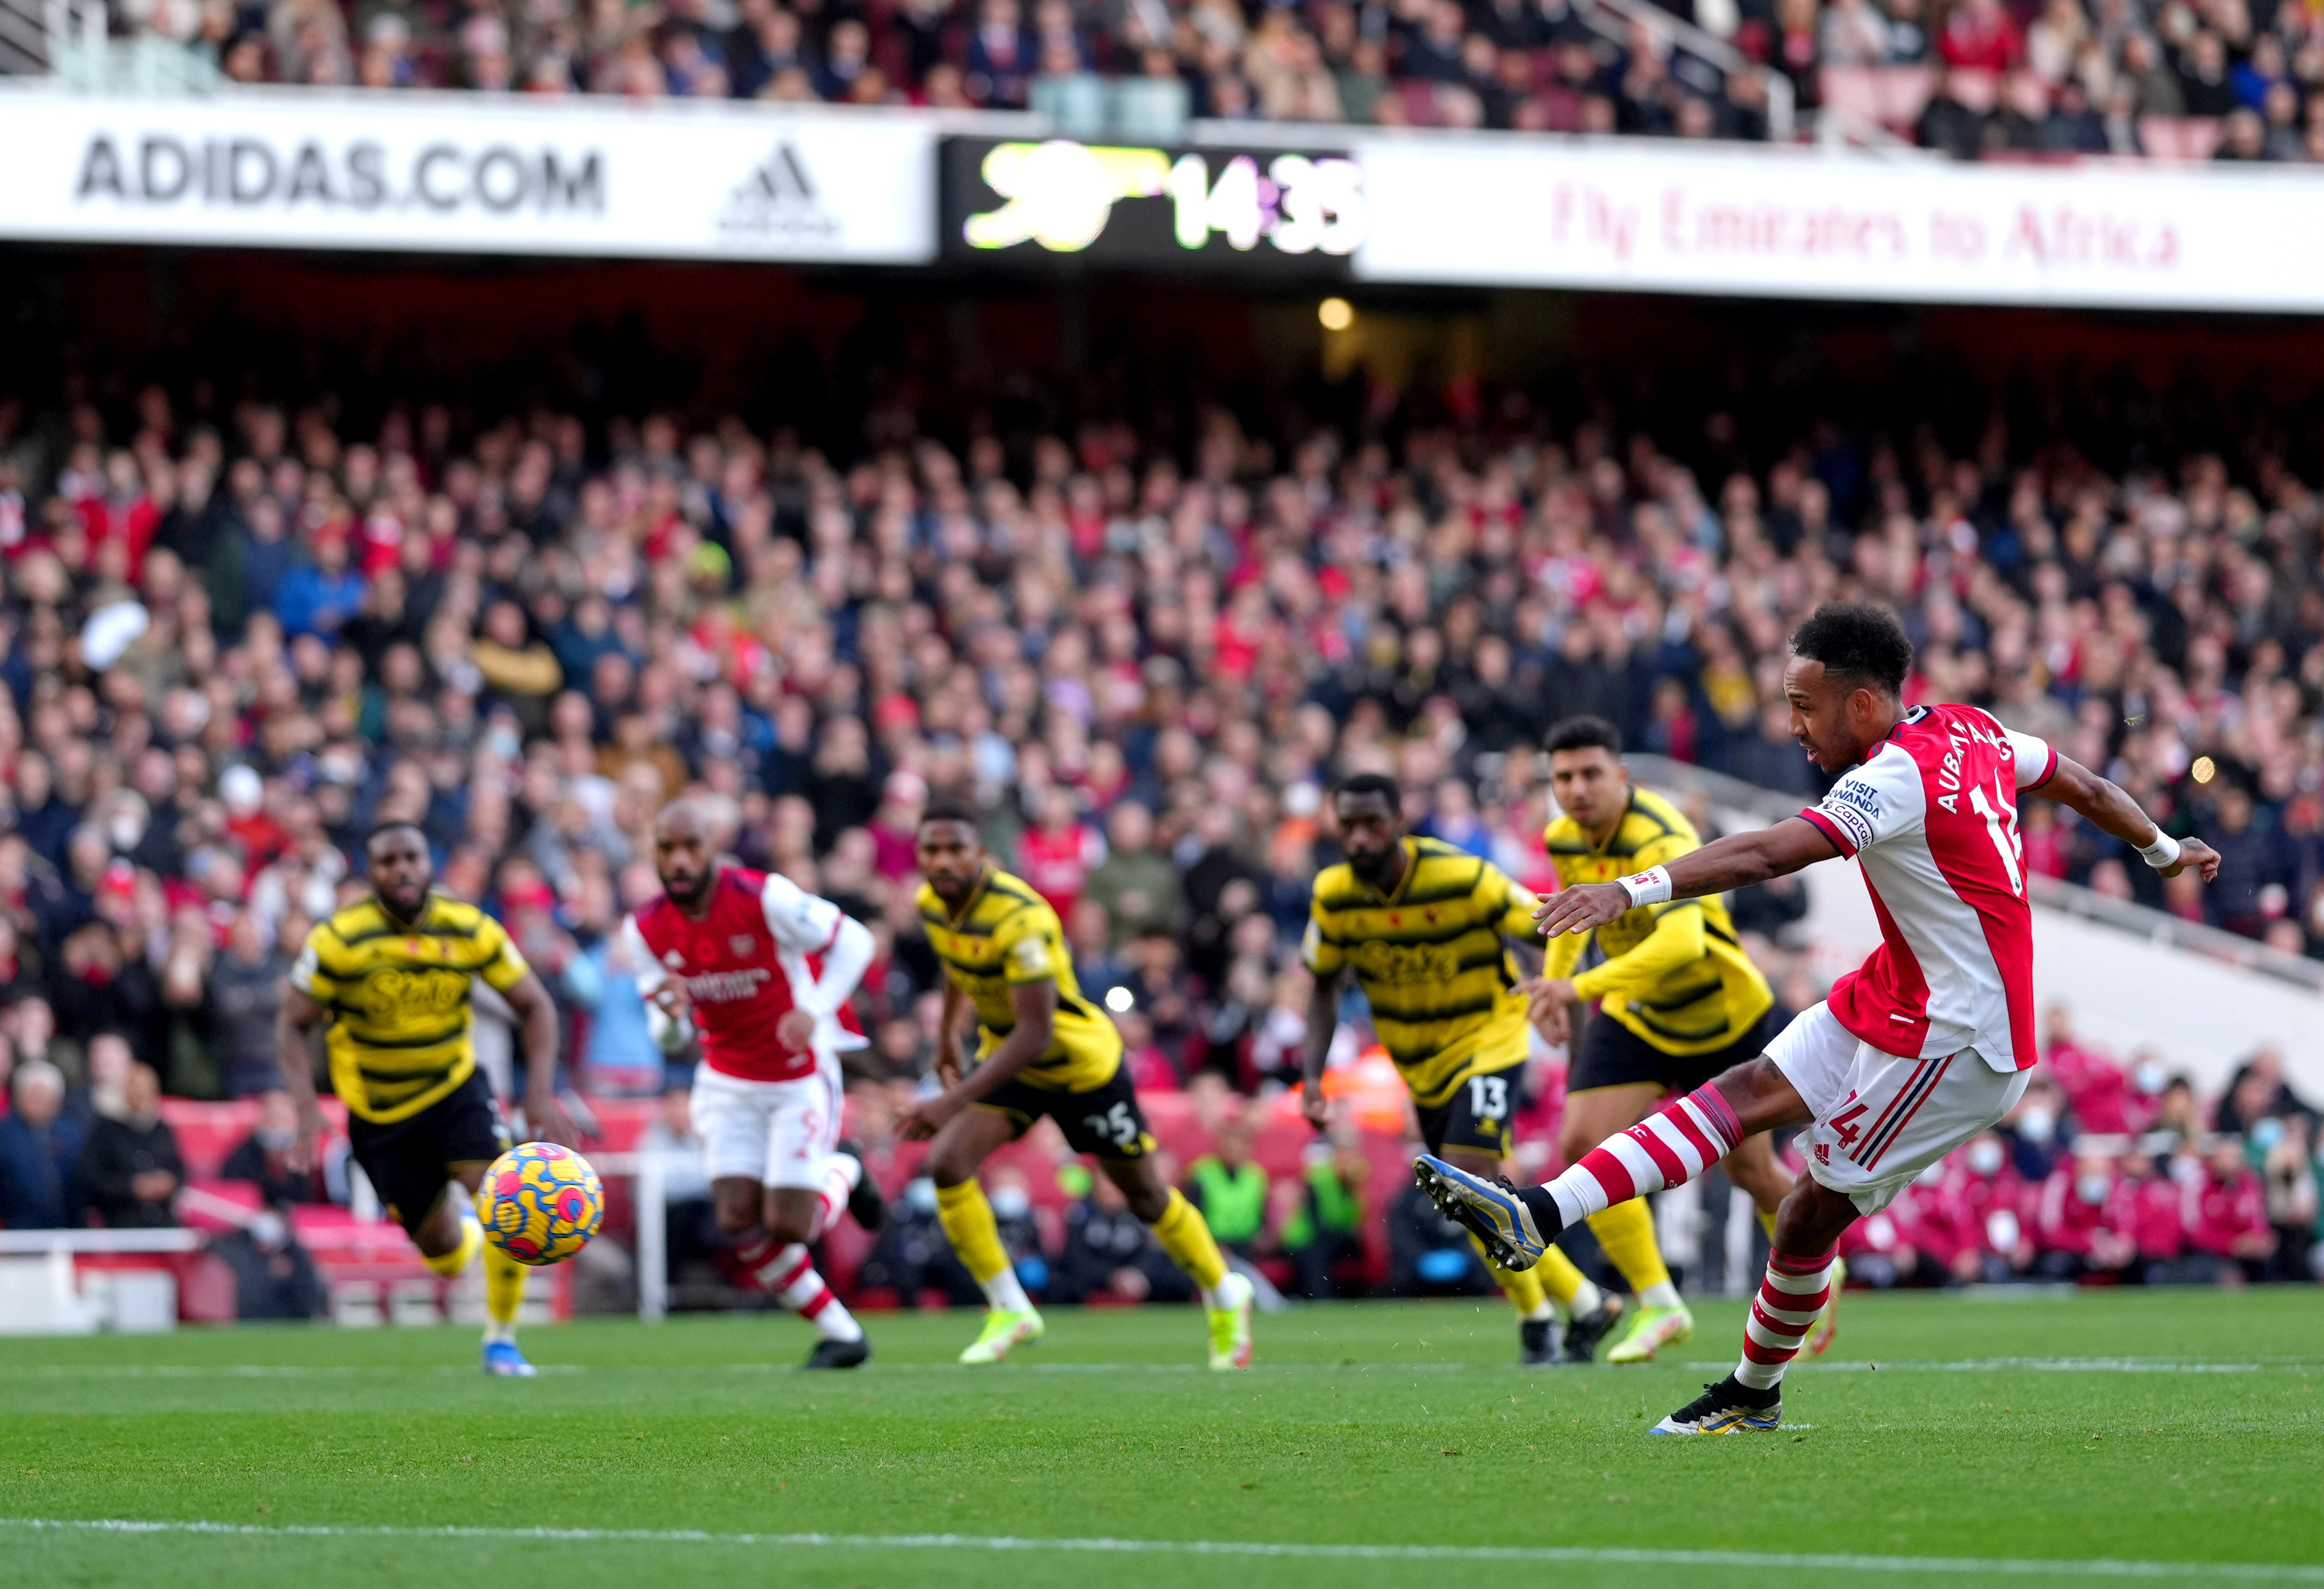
[940,136,1363,277]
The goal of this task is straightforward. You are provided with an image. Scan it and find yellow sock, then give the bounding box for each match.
[1589,1199,1672,1295]
[1149,1187,1228,1293]
[934,1179,1013,1284]
[1475,1234,1548,1317]
[1471,1233,1598,1320]
[1759,1208,1778,1240]
[421,1212,484,1279]
[483,1241,525,1343]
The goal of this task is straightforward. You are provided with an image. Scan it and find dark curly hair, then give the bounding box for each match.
[1789,602,1913,698]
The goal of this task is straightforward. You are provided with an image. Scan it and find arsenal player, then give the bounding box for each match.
[1418,602,2219,1435]
[625,798,885,1367]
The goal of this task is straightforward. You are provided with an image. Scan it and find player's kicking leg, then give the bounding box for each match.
[1437,1142,1620,1365]
[926,1106,1046,1364]
[1419,1008,2028,1431]
[1423,1070,1618,1364]
[1098,1153,1254,1371]
[1557,1080,1690,1364]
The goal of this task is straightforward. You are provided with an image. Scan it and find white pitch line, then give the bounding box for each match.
[1684,1358,2280,1375]
[19,1364,588,1379]
[5,1519,2319,1582]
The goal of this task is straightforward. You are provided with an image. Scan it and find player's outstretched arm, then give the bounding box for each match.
[506,971,580,1146]
[1533,818,1838,941]
[2026,752,2221,881]
[274,985,330,1174]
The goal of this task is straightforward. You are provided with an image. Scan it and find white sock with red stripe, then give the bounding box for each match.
[1535,1083,1746,1231]
[1733,1247,1834,1391]
[811,1153,861,1241]
[732,1230,864,1343]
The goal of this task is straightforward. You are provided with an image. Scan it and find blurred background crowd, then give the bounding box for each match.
[77,0,2324,159]
[0,329,2320,1295]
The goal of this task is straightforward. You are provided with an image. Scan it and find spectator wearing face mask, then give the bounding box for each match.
[2183,1141,2275,1284]
[79,1061,184,1228]
[221,1089,327,1206]
[2113,1150,2188,1282]
[2035,1151,2136,1282]
[2003,1079,2070,1182]
[1917,1132,2038,1284]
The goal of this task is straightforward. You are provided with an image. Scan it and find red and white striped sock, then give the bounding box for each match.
[1733,1248,1834,1391]
[811,1153,861,1241]
[1541,1083,1745,1229]
[732,1230,864,1342]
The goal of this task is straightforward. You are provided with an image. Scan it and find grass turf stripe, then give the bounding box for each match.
[4,1518,2319,1581]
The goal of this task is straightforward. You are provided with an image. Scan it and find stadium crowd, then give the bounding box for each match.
[88,0,2324,159]
[0,363,2319,1291]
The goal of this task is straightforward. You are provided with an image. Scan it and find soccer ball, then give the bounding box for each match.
[481,1142,604,1266]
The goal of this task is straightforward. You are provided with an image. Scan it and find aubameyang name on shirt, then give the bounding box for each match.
[1933,712,2007,815]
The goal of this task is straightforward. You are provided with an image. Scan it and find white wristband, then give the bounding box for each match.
[2138,830,2182,870]
[1618,866,1673,907]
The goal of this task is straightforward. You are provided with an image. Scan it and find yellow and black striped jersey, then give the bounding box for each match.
[1542,785,1773,1056]
[290,893,533,1124]
[1301,838,1539,1108]
[916,867,1123,1093]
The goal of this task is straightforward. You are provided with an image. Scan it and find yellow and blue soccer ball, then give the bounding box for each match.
[481,1142,604,1266]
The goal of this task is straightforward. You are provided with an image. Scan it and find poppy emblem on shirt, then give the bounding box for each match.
[731,934,756,956]
[1387,914,1401,927]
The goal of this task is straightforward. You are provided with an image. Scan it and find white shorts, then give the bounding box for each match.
[691,1058,843,1189]
[1766,1002,2030,1216]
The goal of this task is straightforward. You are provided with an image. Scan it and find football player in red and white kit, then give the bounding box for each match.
[1418,602,2219,1434]
[626,799,886,1368]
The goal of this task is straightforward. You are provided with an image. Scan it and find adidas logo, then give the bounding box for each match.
[717,142,839,243]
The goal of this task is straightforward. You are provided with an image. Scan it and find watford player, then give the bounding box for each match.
[277,820,577,1377]
[908,794,1255,1369]
[1527,716,1813,1363]
[1301,774,1623,1365]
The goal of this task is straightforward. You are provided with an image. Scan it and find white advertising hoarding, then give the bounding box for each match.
[1352,135,2324,312]
[0,89,935,264]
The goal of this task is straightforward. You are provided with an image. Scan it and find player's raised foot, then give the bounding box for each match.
[1606,1302,1693,1364]
[1806,1255,1845,1356]
[803,1336,871,1370]
[481,1341,537,1378]
[958,1307,1044,1365]
[1411,1154,1555,1271]
[836,1140,887,1233]
[1649,1375,1781,1436]
[1518,1316,1563,1366]
[1562,1295,1625,1364]
[1206,1272,1255,1371]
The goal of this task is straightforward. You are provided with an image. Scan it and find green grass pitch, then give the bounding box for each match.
[3,1289,2319,1588]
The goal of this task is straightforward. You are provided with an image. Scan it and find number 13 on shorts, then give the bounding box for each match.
[1467,1073,1510,1122]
